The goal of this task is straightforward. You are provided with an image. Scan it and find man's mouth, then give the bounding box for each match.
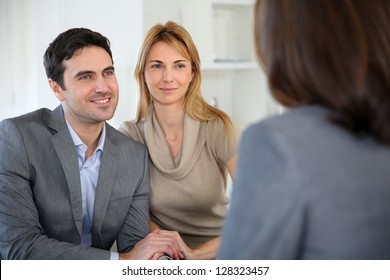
[92,98,110,104]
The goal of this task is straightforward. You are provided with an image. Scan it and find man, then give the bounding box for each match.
[0,28,180,260]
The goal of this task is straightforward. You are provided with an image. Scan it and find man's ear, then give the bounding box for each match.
[48,79,65,101]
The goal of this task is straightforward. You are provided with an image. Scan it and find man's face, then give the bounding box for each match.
[51,46,119,128]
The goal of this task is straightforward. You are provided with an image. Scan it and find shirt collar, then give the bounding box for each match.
[65,119,106,152]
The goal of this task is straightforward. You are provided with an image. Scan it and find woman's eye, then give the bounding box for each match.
[151,64,162,69]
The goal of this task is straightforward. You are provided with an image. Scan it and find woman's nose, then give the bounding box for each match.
[163,69,174,83]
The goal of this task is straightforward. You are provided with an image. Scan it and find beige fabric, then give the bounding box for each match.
[119,110,238,248]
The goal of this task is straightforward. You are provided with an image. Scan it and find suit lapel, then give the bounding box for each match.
[47,108,118,246]
[92,125,118,246]
[48,106,83,237]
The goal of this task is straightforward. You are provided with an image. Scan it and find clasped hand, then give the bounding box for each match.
[119,229,188,260]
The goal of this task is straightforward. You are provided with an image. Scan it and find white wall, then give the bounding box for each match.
[1,0,277,129]
[0,0,144,126]
[1,0,37,119]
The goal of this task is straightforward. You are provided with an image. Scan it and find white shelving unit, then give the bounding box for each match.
[143,0,275,129]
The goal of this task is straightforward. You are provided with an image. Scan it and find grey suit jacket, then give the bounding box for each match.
[218,105,390,259]
[0,106,150,259]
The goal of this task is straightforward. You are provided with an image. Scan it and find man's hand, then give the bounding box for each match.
[119,229,184,260]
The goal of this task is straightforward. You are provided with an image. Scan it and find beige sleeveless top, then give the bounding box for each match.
[118,110,238,248]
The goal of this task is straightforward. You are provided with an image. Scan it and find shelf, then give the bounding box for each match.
[212,0,255,5]
[202,61,259,71]
[211,2,255,66]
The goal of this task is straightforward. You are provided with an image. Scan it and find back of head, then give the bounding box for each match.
[254,0,390,143]
[43,28,112,89]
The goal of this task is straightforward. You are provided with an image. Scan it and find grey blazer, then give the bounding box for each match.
[218,105,390,259]
[0,106,150,259]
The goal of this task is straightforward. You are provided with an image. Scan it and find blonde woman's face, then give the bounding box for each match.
[144,42,193,108]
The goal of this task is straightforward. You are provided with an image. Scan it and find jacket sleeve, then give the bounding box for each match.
[116,144,150,253]
[0,119,110,259]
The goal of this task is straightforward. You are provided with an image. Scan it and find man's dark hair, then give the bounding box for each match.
[43,28,113,89]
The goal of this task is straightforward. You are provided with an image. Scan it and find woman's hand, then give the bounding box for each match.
[156,229,195,259]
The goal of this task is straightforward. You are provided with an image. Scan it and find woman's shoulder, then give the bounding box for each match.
[249,105,326,129]
[204,117,223,130]
[203,116,240,160]
[203,117,227,141]
[118,120,145,144]
[205,116,240,142]
[243,105,369,155]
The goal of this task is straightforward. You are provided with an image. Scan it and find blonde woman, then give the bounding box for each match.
[119,21,239,259]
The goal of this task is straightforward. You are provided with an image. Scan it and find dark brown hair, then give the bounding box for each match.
[43,28,112,89]
[254,0,390,143]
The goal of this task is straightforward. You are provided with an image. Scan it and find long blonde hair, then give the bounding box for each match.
[134,21,234,137]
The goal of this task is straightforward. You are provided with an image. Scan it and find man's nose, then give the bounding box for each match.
[94,76,109,93]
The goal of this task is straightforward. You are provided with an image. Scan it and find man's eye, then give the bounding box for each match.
[79,74,91,80]
[104,70,115,76]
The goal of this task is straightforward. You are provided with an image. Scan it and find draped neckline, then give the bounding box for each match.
[144,108,206,180]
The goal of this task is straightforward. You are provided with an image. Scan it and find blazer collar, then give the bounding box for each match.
[48,105,83,237]
[47,105,68,133]
[47,106,119,244]
[91,124,118,247]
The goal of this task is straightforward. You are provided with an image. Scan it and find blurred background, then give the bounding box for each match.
[0,0,279,130]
